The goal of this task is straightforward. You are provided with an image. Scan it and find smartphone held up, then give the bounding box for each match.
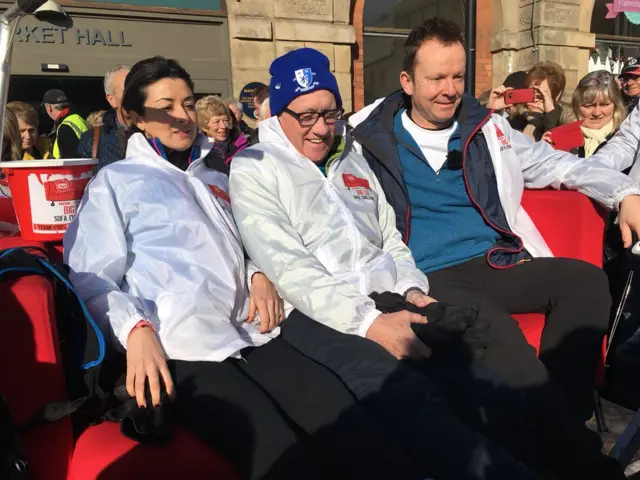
[504,88,536,105]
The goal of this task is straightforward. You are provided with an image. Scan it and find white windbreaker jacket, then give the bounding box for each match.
[349,98,640,260]
[64,133,277,362]
[229,117,430,337]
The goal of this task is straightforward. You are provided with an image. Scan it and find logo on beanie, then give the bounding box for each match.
[294,68,319,93]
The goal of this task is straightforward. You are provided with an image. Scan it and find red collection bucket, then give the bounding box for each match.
[1,159,98,241]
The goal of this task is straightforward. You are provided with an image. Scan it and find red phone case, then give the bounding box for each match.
[504,88,536,105]
[550,121,584,152]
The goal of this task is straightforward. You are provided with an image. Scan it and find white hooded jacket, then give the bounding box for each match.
[229,117,430,337]
[64,133,277,362]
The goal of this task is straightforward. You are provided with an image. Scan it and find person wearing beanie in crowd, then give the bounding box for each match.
[229,47,597,480]
[619,56,640,113]
[42,89,87,159]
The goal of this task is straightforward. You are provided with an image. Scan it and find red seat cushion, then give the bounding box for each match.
[70,422,241,480]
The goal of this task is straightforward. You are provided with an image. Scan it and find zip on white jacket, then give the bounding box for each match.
[64,133,277,363]
[229,117,430,337]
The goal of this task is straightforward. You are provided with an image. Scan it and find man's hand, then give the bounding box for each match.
[486,85,512,111]
[366,311,431,360]
[406,290,437,308]
[249,272,284,333]
[619,194,640,248]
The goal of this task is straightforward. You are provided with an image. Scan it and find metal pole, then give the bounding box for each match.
[465,0,477,96]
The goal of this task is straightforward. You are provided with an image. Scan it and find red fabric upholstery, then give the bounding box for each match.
[70,422,241,480]
[0,234,238,479]
[0,236,74,480]
[513,190,606,377]
[0,196,17,224]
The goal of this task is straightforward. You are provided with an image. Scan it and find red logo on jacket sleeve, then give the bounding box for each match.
[208,184,230,203]
[342,173,370,189]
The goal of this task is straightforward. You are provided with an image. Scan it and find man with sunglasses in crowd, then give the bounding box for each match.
[228,48,627,480]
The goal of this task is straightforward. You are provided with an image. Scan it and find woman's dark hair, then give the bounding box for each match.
[403,17,464,77]
[119,56,195,154]
[121,56,195,116]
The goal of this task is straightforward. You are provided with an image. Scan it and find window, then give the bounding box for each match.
[363,0,464,104]
[590,0,640,74]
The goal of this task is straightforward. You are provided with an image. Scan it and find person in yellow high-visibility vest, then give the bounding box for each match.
[42,89,87,159]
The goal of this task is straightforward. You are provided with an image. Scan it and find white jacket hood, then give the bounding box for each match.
[65,133,277,362]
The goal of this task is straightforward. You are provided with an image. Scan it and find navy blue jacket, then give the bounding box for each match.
[77,109,125,170]
[351,91,530,268]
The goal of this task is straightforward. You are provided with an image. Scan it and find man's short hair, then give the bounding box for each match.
[224,97,243,113]
[403,17,465,76]
[104,64,131,96]
[526,62,566,101]
[254,85,269,105]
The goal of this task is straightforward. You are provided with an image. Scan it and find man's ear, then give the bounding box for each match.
[400,71,414,97]
[106,94,117,110]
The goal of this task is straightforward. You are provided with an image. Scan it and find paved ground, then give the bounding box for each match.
[586,399,640,477]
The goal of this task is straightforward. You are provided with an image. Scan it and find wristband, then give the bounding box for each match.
[128,320,155,341]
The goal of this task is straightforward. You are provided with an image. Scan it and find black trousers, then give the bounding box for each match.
[427,256,610,422]
[280,312,541,480]
[169,338,421,480]
[426,256,621,477]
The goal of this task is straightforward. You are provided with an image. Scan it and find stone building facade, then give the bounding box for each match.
[228,0,602,113]
[491,0,597,99]
[227,0,356,113]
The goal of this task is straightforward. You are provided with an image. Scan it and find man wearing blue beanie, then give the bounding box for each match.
[269,48,342,118]
[228,48,544,479]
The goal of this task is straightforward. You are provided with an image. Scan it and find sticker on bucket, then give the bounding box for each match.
[28,172,92,233]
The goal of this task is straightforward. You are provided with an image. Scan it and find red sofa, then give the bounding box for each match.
[0,190,607,479]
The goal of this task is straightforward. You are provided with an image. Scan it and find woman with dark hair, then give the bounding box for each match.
[62,56,435,480]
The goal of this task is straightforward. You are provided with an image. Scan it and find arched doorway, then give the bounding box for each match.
[360,0,465,105]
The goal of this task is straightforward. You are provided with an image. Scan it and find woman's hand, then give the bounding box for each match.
[126,326,174,408]
[541,131,555,145]
[531,80,556,113]
[249,273,284,333]
[486,85,512,111]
